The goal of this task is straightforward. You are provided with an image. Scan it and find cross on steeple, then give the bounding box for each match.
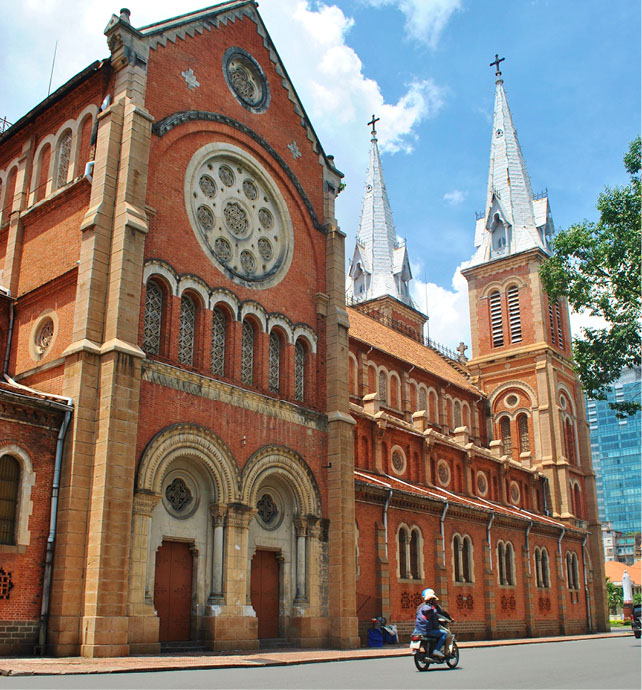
[490,53,505,77]
[368,114,380,137]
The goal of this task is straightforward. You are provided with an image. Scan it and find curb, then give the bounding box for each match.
[0,631,632,677]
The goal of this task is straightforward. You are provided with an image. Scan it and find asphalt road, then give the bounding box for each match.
[2,636,640,690]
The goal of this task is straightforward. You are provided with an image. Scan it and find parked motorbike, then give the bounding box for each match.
[409,618,459,671]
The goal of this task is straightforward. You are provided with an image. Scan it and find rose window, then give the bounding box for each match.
[510,481,521,505]
[36,318,54,355]
[437,461,451,487]
[391,450,405,475]
[223,47,270,113]
[477,472,488,496]
[186,145,293,287]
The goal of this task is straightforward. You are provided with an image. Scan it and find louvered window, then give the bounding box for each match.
[500,417,512,455]
[518,414,530,453]
[142,281,163,355]
[507,286,522,342]
[489,291,504,347]
[178,295,196,366]
[294,340,305,402]
[241,320,254,386]
[555,302,564,349]
[0,455,19,545]
[549,304,556,345]
[210,308,226,376]
[56,130,72,189]
[269,331,281,394]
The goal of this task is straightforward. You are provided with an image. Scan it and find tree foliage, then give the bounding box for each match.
[540,137,641,415]
[606,577,623,613]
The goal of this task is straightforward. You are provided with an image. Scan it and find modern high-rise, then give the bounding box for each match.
[587,367,642,537]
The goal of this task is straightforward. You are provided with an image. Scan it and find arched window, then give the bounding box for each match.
[566,552,579,591]
[409,529,421,580]
[55,130,73,189]
[398,528,408,579]
[518,414,530,454]
[564,418,577,465]
[453,535,462,582]
[367,365,376,394]
[454,400,462,428]
[0,455,20,545]
[572,483,583,519]
[535,548,543,587]
[210,307,227,376]
[178,294,196,366]
[35,144,51,202]
[241,319,255,386]
[429,390,438,422]
[462,536,473,583]
[500,416,512,456]
[294,339,306,402]
[507,285,522,342]
[390,375,400,409]
[378,370,387,404]
[269,331,281,394]
[498,542,506,584]
[489,290,504,347]
[142,280,164,355]
[505,542,515,585]
[541,548,550,587]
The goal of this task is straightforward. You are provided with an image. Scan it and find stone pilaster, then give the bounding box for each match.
[208,503,227,603]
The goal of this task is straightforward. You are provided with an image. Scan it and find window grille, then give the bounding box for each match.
[549,304,556,345]
[555,302,564,349]
[142,281,163,355]
[269,331,280,393]
[507,286,522,342]
[294,340,305,401]
[500,417,512,455]
[241,320,254,385]
[0,455,19,545]
[518,414,530,453]
[178,295,196,366]
[489,291,504,347]
[210,308,226,376]
[378,371,387,404]
[56,131,72,189]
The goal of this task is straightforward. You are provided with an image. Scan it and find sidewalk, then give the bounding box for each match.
[0,630,631,676]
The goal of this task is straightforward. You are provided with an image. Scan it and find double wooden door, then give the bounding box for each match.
[250,549,280,638]
[154,540,193,642]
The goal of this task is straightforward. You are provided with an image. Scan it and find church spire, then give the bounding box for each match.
[470,58,554,267]
[346,115,413,307]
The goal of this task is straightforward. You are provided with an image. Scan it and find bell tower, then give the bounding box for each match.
[462,57,607,630]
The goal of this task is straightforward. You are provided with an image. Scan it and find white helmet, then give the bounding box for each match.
[422,588,436,601]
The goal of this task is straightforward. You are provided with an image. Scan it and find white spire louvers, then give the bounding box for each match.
[470,65,554,267]
[346,120,413,306]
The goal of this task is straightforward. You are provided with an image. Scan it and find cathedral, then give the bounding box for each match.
[0,1,607,657]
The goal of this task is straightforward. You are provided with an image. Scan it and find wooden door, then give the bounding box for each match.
[250,549,280,638]
[154,540,193,642]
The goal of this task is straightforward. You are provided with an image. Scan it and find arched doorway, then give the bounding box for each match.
[250,549,280,638]
[154,540,193,641]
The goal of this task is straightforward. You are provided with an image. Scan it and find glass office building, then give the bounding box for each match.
[587,367,641,535]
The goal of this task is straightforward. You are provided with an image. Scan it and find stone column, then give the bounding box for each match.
[209,503,227,602]
[293,516,308,602]
[523,542,535,637]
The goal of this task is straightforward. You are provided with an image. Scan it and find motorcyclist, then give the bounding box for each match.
[430,592,454,654]
[412,588,448,659]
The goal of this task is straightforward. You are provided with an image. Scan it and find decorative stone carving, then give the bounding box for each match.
[165,478,192,512]
[287,141,302,160]
[181,68,200,90]
[223,46,270,114]
[36,319,54,355]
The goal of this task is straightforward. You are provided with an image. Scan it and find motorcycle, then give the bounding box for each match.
[409,618,459,671]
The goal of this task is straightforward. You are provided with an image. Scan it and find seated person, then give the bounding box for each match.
[412,588,448,659]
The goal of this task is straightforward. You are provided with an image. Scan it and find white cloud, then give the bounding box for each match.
[362,0,462,48]
[410,262,471,352]
[443,189,466,205]
[569,308,609,342]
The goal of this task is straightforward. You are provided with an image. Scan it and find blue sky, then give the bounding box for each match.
[1,0,639,348]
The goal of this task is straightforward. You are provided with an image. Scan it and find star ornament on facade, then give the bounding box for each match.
[287,141,302,159]
[181,68,200,90]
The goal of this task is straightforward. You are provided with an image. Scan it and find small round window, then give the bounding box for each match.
[223,47,270,114]
[437,460,451,487]
[510,481,521,505]
[162,471,200,519]
[391,448,406,476]
[477,472,488,497]
[505,394,519,408]
[257,492,282,530]
[36,318,54,355]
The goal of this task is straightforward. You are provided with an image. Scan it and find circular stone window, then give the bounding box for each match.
[185,143,293,289]
[505,394,519,408]
[437,460,451,488]
[509,481,521,505]
[390,448,406,476]
[476,471,488,497]
[223,46,270,114]
[162,471,200,520]
[36,318,54,356]
[256,491,283,530]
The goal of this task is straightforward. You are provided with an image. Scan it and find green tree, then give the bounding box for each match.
[606,577,623,614]
[540,137,641,416]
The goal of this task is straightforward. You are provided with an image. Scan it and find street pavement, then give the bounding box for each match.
[0,630,632,677]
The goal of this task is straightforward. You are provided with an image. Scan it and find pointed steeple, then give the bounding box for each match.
[470,60,554,266]
[346,116,413,307]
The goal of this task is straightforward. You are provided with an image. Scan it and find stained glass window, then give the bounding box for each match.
[56,130,72,189]
[294,340,305,401]
[241,320,254,385]
[269,331,280,393]
[178,294,196,366]
[142,281,163,355]
[211,308,226,376]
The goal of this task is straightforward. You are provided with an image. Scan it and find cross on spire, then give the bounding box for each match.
[368,114,380,137]
[490,53,505,77]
